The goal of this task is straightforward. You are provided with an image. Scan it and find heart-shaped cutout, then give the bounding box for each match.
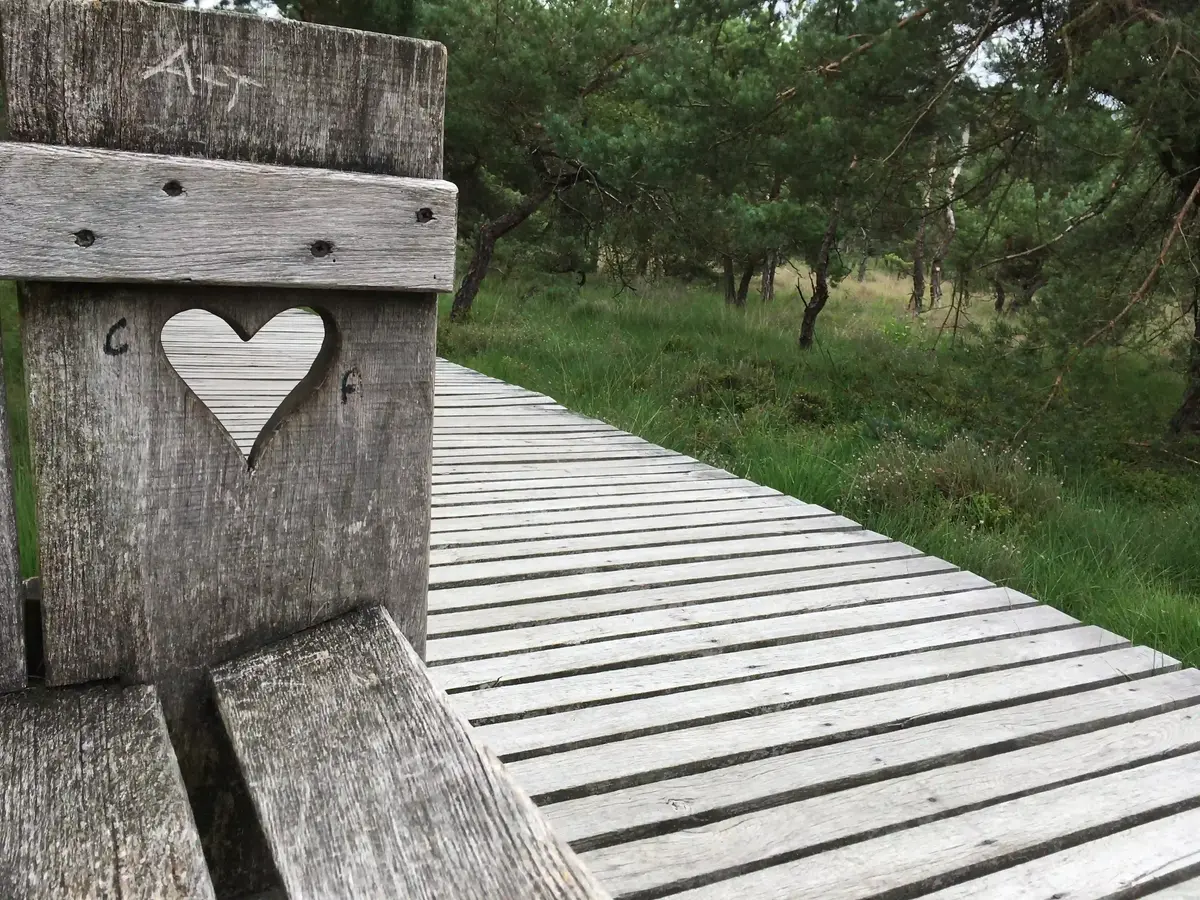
[161,308,331,466]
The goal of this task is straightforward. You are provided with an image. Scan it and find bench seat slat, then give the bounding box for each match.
[0,684,215,899]
[211,606,608,900]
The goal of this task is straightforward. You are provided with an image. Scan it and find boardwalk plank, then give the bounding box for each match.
[667,751,1200,900]
[582,705,1200,897]
[921,805,1200,899]
[427,564,983,637]
[504,644,1170,800]
[441,601,1087,720]
[544,669,1200,847]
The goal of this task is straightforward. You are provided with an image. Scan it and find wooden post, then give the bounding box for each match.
[0,0,448,890]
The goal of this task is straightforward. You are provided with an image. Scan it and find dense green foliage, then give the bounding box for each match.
[439,271,1200,667]
[242,0,1200,433]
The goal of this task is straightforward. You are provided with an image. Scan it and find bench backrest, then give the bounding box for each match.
[0,0,452,888]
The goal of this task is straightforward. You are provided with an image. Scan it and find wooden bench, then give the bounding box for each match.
[0,1,606,896]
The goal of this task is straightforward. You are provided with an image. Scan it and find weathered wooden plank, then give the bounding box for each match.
[432,469,738,494]
[435,603,1079,700]
[921,805,1200,898]
[429,504,841,550]
[443,593,1087,724]
[583,704,1200,896]
[429,497,823,538]
[428,515,859,566]
[0,684,216,899]
[2,0,445,889]
[428,585,1035,667]
[0,313,24,693]
[428,540,917,611]
[427,563,981,638]
[0,0,446,174]
[667,750,1200,900]
[544,668,1200,847]
[465,613,1108,759]
[0,142,458,290]
[429,530,877,589]
[211,606,609,900]
[503,643,1168,800]
[430,485,785,519]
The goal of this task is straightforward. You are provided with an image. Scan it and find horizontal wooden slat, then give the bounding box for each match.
[0,142,457,291]
[211,606,608,900]
[0,684,216,899]
[544,668,1200,848]
[503,643,1169,801]
[920,804,1200,898]
[668,750,1200,900]
[584,704,1200,896]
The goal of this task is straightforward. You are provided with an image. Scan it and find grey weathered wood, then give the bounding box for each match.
[921,804,1200,898]
[211,606,609,900]
[428,587,1038,670]
[428,563,982,638]
[584,704,1200,896]
[429,530,877,589]
[0,0,446,174]
[503,643,1168,800]
[0,684,216,899]
[668,750,1200,900]
[428,540,920,612]
[0,142,458,290]
[542,669,1200,847]
[0,316,23,693]
[2,0,444,889]
[466,615,1109,760]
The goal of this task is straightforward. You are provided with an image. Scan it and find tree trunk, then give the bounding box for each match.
[1169,279,1200,435]
[930,126,969,309]
[993,279,1006,312]
[735,256,757,306]
[910,224,927,314]
[910,139,938,315]
[450,175,559,321]
[722,255,737,305]
[857,252,868,282]
[761,251,777,302]
[798,204,841,349]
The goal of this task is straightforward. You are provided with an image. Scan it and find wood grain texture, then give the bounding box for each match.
[583,705,1200,896]
[23,285,435,889]
[0,315,24,693]
[2,0,446,888]
[669,750,1200,900]
[211,606,610,900]
[504,644,1170,801]
[0,684,215,899]
[544,666,1200,850]
[0,0,446,177]
[0,142,457,290]
[920,805,1200,899]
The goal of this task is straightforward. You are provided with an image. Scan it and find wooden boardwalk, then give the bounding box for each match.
[164,309,1200,899]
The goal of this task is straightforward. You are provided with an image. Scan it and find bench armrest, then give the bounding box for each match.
[211,606,609,899]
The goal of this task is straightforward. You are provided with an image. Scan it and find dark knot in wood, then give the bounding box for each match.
[162,180,185,197]
[73,229,95,247]
[310,240,334,258]
[416,207,435,223]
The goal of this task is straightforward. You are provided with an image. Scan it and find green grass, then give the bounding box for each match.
[438,269,1200,669]
[0,282,37,578]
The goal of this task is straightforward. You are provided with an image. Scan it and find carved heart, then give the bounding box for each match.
[161,308,330,464]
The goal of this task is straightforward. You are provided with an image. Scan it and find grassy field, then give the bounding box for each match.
[438,268,1200,669]
[1,271,1196,667]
